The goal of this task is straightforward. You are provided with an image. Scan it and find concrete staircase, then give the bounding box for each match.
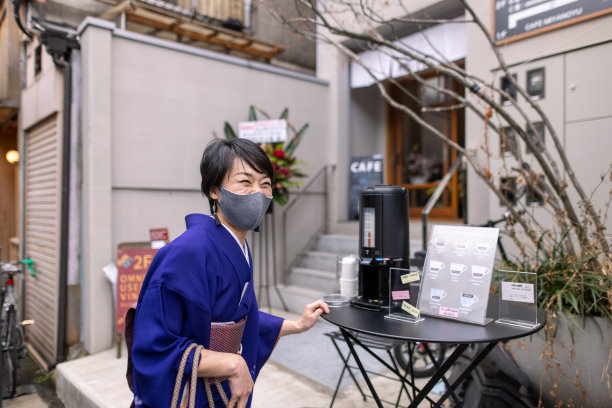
[268,234,358,314]
[267,229,425,314]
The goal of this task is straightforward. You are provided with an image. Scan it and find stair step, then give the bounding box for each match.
[299,251,338,271]
[312,234,358,254]
[287,267,336,293]
[266,284,326,314]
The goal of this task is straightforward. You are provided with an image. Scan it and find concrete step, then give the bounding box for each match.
[312,234,358,254]
[287,267,336,293]
[266,284,326,315]
[299,250,338,271]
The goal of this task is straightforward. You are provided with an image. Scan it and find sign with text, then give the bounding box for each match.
[239,119,287,143]
[149,228,169,242]
[348,155,383,220]
[115,248,158,333]
[417,225,499,325]
[493,0,612,44]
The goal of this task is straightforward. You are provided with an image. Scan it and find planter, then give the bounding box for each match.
[507,314,612,407]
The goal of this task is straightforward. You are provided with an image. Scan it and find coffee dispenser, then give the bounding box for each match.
[352,185,409,310]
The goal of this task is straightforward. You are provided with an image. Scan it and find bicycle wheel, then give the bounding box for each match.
[393,342,447,378]
[1,306,18,397]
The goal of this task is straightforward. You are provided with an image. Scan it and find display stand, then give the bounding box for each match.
[385,267,424,323]
[252,209,288,312]
[418,225,499,326]
[496,269,538,328]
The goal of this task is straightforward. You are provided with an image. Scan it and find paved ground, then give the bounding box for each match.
[3,308,447,408]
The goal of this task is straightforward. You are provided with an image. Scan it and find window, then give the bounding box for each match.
[500,126,518,158]
[526,122,545,154]
[526,175,546,206]
[35,44,42,76]
[499,176,518,205]
[526,68,545,100]
[500,74,517,105]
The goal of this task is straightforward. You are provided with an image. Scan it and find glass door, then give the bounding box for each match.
[386,71,464,219]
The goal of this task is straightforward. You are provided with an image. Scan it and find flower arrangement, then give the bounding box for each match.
[222,106,308,206]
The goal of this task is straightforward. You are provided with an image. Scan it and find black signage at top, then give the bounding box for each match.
[493,0,612,44]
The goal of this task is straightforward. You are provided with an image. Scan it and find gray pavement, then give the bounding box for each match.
[13,308,442,408]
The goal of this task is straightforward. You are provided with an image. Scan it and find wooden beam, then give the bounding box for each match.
[125,12,282,59]
[98,0,135,21]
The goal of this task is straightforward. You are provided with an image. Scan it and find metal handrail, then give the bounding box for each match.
[421,153,464,251]
[282,164,334,277]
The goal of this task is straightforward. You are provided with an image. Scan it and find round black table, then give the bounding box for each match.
[322,301,545,407]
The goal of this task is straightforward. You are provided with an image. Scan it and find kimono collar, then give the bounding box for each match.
[185,214,252,280]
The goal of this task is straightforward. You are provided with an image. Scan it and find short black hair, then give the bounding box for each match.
[200,138,273,213]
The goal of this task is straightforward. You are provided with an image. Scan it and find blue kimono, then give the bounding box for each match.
[131,214,284,408]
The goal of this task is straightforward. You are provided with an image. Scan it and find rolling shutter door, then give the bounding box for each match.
[24,114,61,365]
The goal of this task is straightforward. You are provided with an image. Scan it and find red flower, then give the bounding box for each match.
[273,149,285,159]
[282,168,289,176]
[275,183,283,190]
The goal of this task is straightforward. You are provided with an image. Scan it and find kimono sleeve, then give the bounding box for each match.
[254,310,284,374]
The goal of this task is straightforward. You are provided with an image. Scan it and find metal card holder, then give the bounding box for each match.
[385,267,424,324]
[496,269,538,329]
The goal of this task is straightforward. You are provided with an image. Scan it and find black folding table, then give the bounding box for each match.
[322,300,545,407]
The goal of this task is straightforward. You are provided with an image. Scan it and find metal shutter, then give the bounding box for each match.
[23,113,61,365]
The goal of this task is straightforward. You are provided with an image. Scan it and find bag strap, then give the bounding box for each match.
[170,344,230,408]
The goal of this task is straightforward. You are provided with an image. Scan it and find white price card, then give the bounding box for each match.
[501,281,535,304]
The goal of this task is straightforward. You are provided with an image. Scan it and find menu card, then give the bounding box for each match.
[417,225,499,325]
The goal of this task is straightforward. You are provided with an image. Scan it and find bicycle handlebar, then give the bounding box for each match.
[1,259,35,276]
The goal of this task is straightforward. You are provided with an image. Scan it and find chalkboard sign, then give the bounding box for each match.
[493,0,612,44]
[348,155,383,220]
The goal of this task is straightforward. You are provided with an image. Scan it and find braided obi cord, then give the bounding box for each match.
[170,344,230,408]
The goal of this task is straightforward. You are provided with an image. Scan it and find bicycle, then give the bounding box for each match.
[1,260,33,398]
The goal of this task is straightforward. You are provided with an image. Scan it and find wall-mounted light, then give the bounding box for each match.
[6,150,19,164]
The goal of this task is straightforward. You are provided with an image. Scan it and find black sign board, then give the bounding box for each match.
[493,0,612,44]
[348,155,383,220]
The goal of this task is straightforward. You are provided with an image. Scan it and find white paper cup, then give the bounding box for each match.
[340,278,358,297]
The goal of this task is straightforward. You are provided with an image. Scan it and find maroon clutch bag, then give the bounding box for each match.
[208,317,247,383]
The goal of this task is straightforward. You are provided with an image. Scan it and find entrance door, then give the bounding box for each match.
[386,70,464,219]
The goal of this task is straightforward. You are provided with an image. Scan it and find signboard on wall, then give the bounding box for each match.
[493,0,612,44]
[238,120,287,143]
[348,155,383,220]
[115,248,158,333]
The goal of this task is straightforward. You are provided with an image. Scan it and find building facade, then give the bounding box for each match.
[2,1,610,378]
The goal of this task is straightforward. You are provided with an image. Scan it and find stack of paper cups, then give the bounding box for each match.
[338,256,358,297]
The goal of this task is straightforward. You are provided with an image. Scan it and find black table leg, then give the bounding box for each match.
[408,343,469,408]
[435,341,498,407]
[339,328,384,408]
[422,343,461,407]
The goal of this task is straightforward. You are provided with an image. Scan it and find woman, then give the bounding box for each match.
[131,138,329,408]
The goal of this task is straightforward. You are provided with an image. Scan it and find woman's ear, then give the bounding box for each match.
[209,186,220,202]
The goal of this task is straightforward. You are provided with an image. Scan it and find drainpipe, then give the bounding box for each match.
[35,0,79,367]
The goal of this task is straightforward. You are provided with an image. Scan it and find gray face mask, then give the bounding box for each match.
[218,187,272,230]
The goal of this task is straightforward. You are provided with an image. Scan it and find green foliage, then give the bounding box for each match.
[516,235,612,320]
[222,105,308,205]
[223,122,237,140]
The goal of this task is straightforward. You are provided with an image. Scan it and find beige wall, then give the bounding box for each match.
[0,0,21,100]
[465,1,612,234]
[79,18,331,353]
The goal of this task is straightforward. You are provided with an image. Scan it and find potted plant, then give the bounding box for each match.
[222,105,308,206]
[504,234,612,407]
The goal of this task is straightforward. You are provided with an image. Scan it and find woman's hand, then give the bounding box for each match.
[280,300,330,336]
[198,350,253,408]
[226,354,254,408]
